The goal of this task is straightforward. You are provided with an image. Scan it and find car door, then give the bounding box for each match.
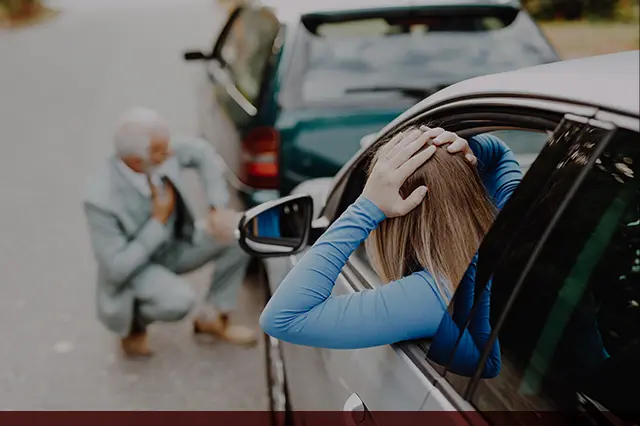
[269,95,603,417]
[276,106,569,417]
[424,115,640,425]
[273,147,440,417]
[327,116,587,422]
[198,5,281,205]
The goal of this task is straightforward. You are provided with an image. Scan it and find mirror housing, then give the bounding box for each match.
[183,50,208,61]
[238,194,314,258]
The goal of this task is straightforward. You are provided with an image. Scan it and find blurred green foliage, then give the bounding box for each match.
[523,0,639,21]
[0,0,42,14]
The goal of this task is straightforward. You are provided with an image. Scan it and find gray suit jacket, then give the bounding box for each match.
[83,138,229,335]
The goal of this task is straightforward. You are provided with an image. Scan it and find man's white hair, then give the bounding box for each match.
[114,107,170,158]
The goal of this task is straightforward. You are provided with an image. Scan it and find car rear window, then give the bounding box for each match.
[294,7,558,105]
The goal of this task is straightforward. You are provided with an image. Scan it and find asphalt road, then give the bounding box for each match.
[0,0,268,410]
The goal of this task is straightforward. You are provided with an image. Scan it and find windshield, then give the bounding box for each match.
[298,9,558,104]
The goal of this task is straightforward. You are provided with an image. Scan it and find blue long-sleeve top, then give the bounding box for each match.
[259,134,522,378]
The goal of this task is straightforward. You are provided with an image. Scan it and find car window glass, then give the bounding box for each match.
[467,127,640,426]
[425,118,599,389]
[486,130,549,174]
[299,10,557,104]
[218,8,280,104]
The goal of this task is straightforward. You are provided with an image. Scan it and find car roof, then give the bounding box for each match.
[262,0,520,24]
[393,50,640,126]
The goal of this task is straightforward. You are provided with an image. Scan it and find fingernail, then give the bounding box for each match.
[420,186,428,195]
[446,145,455,152]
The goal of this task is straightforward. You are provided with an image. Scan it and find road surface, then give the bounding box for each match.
[0,0,268,410]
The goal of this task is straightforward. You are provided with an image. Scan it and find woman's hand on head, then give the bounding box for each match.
[363,128,436,218]
[419,126,477,166]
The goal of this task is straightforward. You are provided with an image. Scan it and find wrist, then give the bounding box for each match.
[153,213,169,224]
[356,195,387,222]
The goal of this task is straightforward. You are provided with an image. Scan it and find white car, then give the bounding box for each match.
[239,51,640,426]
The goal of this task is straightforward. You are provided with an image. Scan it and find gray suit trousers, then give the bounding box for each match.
[131,223,250,330]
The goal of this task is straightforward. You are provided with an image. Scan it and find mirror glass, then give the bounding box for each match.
[242,197,311,255]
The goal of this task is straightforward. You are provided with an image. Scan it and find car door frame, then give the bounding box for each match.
[198,5,287,208]
[304,96,604,418]
[432,111,640,425]
[207,5,285,123]
[319,96,600,224]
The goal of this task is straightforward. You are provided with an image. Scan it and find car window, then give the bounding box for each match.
[218,7,280,105]
[297,9,557,105]
[426,117,602,387]
[466,126,640,425]
[352,129,551,269]
[486,130,549,174]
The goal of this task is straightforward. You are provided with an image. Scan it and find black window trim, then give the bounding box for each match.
[212,6,244,62]
[463,116,618,402]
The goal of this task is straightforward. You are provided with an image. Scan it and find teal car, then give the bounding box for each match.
[183,0,558,208]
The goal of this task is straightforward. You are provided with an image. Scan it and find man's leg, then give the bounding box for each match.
[134,264,196,323]
[171,223,255,345]
[124,265,196,357]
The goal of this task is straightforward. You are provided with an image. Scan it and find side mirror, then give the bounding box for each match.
[183,50,208,61]
[238,194,314,258]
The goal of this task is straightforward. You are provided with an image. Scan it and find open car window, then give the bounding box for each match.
[349,128,552,272]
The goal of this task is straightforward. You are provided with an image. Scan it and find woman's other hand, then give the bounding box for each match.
[363,128,436,218]
[419,126,477,166]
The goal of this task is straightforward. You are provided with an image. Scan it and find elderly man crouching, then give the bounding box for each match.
[83,107,256,357]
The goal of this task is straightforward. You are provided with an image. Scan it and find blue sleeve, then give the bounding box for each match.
[428,256,500,378]
[259,196,449,349]
[260,133,522,357]
[469,134,523,210]
[426,134,522,378]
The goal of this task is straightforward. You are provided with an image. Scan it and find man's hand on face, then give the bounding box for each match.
[149,177,176,224]
[207,208,242,245]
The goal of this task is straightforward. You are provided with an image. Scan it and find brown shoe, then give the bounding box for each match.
[121,330,153,358]
[194,314,258,346]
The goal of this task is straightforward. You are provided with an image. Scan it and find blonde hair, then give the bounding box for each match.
[365,126,497,300]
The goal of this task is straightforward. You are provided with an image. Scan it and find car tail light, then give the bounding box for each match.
[241,127,280,189]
